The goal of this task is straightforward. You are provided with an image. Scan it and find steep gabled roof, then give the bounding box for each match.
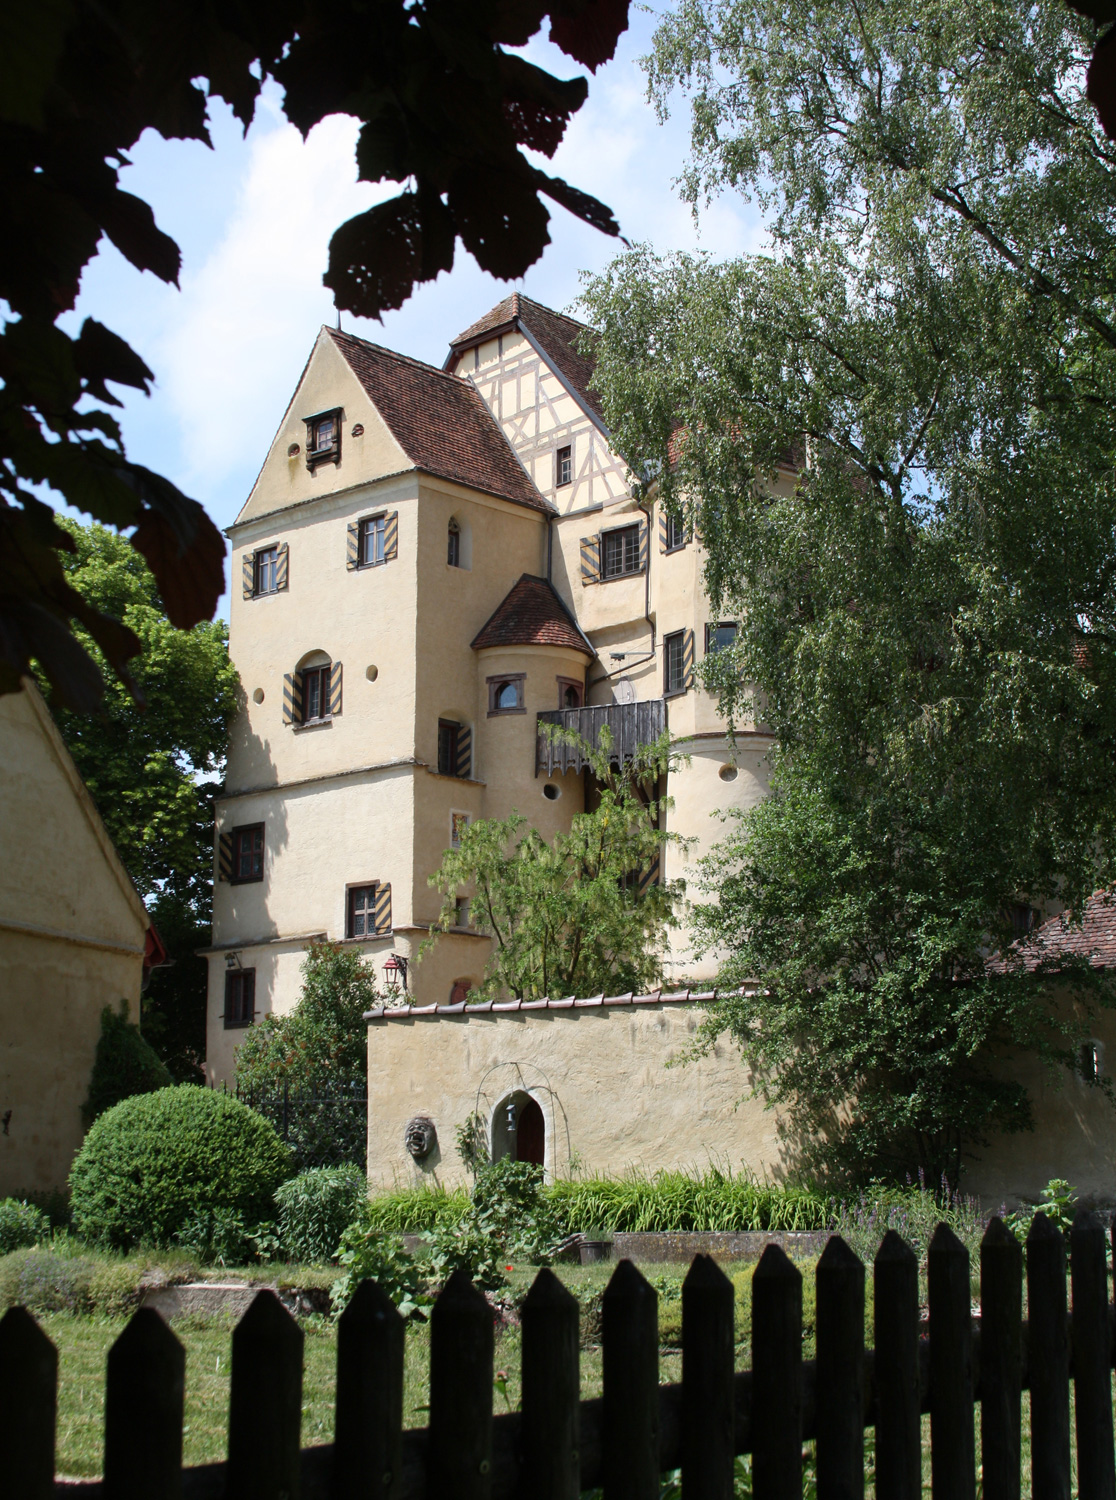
[471,574,595,657]
[447,293,605,424]
[328,328,552,514]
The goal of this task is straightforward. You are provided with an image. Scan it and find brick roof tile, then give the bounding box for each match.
[327,328,551,514]
[470,573,595,657]
[993,890,1116,972]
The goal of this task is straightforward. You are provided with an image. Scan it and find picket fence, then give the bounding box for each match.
[1,1210,1114,1500]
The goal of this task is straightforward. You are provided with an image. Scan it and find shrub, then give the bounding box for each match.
[174,1208,280,1266]
[546,1168,834,1234]
[276,1166,366,1263]
[0,1199,50,1254]
[361,1185,470,1234]
[471,1158,563,1263]
[331,1227,431,1319]
[0,1244,201,1316]
[82,1001,173,1125]
[69,1085,292,1249]
[419,1219,508,1292]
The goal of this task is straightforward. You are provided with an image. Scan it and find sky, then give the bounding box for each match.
[64,6,764,612]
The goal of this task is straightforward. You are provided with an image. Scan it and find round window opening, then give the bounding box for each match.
[543,782,561,801]
[366,665,379,682]
[719,765,739,782]
[252,688,265,704]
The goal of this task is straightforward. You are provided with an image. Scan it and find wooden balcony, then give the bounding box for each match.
[536,699,666,776]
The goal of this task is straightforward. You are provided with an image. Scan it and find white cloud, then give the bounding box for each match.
[157,107,379,493]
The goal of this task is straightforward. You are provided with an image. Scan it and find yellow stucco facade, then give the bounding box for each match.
[0,683,148,1196]
[205,297,772,1087]
[365,996,782,1191]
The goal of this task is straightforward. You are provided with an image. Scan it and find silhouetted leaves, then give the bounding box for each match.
[2,0,627,709]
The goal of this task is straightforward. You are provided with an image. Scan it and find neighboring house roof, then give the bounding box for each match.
[470,574,595,657]
[995,891,1116,972]
[328,328,552,514]
[446,292,605,423]
[366,987,751,1021]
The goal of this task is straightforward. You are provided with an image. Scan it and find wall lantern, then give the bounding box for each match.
[383,953,408,991]
[224,951,242,970]
[505,1098,518,1136]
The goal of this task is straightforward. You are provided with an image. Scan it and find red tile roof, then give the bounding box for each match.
[447,293,605,423]
[996,891,1116,972]
[328,328,551,514]
[471,573,595,657]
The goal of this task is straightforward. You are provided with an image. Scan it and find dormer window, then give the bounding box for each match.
[305,408,342,470]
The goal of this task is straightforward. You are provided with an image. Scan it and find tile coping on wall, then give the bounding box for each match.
[364,986,759,1021]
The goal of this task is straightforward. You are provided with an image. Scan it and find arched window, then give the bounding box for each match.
[495,681,518,711]
[285,651,339,727]
[447,518,461,567]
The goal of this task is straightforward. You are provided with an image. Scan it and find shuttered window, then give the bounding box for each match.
[361,515,386,566]
[438,720,471,778]
[231,824,264,883]
[302,665,330,723]
[580,535,600,585]
[348,885,377,938]
[664,630,694,696]
[600,523,645,580]
[285,661,342,725]
[224,970,256,1029]
[244,543,288,597]
[661,512,686,552]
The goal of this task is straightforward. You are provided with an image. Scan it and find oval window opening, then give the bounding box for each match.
[543,782,561,801]
[719,765,739,782]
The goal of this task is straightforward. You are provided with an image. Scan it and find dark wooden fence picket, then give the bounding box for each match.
[520,1267,581,1500]
[680,1253,735,1500]
[332,1276,404,1500]
[11,1213,1116,1500]
[751,1243,803,1500]
[979,1216,1023,1500]
[0,1303,57,1500]
[872,1230,921,1500]
[601,1258,660,1500]
[1028,1210,1071,1500]
[102,1307,185,1500]
[814,1234,864,1500]
[1070,1208,1115,1500]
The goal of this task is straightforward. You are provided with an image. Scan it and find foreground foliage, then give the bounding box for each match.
[583,0,1116,1184]
[426,733,685,1000]
[69,1086,291,1249]
[2,0,627,708]
[235,943,379,1095]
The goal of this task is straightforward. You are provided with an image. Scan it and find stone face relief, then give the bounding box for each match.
[404,1115,437,1160]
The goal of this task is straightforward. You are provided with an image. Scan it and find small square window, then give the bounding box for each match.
[360,514,386,567]
[450,812,471,849]
[224,969,256,1029]
[232,824,264,883]
[305,409,342,469]
[348,884,377,938]
[664,632,686,696]
[557,445,572,487]
[487,674,525,716]
[601,524,641,580]
[705,622,738,655]
[254,547,279,596]
[664,513,686,551]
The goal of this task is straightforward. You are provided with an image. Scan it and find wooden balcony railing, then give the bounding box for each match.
[536,699,666,776]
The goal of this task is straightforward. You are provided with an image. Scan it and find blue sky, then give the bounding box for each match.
[65,7,763,612]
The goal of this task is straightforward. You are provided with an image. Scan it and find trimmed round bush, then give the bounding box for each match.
[69,1085,292,1249]
[275,1165,366,1263]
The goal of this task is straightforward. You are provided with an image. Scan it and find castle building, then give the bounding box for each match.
[205,295,1116,1202]
[205,294,777,1089]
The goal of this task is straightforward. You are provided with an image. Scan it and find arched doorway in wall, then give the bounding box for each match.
[516,1097,545,1165]
[491,1090,546,1167]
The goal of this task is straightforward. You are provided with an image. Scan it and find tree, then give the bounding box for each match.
[2,0,629,710]
[235,942,381,1094]
[424,733,685,1000]
[47,519,239,1079]
[580,0,1116,1184]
